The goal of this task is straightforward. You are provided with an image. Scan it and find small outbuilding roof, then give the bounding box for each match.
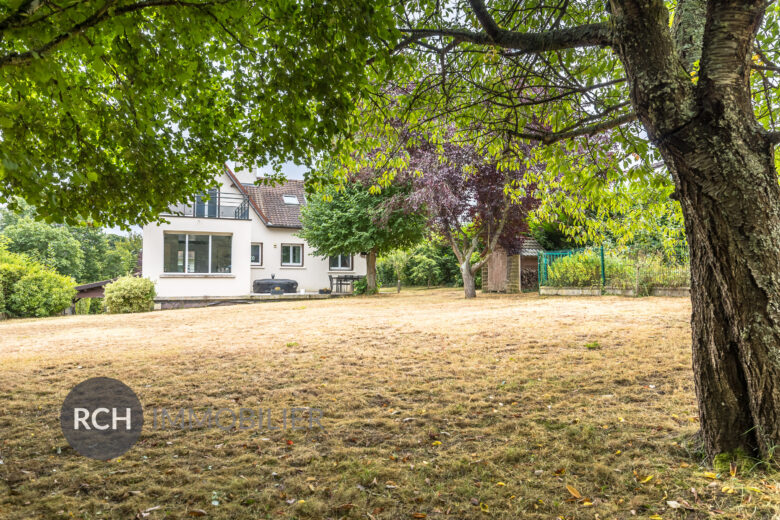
[506,235,545,256]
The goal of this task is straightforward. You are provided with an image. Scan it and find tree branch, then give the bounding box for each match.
[0,0,223,69]
[400,0,612,54]
[0,0,43,34]
[509,112,637,144]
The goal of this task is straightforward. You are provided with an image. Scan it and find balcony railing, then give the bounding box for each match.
[162,190,250,220]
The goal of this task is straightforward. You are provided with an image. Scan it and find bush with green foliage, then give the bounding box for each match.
[0,244,76,318]
[407,253,441,288]
[103,276,156,314]
[545,250,690,292]
[377,250,411,285]
[8,269,76,318]
[74,297,105,315]
[353,277,381,295]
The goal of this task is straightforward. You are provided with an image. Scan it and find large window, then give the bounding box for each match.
[164,233,232,273]
[251,243,263,265]
[281,244,303,266]
[329,254,352,270]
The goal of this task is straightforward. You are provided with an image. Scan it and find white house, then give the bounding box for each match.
[142,164,367,302]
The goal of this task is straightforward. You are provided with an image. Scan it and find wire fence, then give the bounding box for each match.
[538,246,690,295]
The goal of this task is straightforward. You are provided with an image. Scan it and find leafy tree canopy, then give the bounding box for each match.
[0,0,397,226]
[298,181,426,258]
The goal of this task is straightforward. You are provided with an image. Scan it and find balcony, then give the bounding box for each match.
[162,190,250,220]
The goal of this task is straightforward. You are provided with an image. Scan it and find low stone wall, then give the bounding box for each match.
[155,293,350,310]
[539,286,690,297]
[649,286,690,297]
[539,286,601,296]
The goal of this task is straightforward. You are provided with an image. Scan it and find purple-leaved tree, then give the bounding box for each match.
[403,139,539,298]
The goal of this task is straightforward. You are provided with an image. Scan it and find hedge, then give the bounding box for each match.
[0,245,75,318]
[103,276,156,313]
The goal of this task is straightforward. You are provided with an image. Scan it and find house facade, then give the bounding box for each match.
[141,164,367,299]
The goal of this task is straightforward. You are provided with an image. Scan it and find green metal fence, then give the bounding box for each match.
[538,246,690,295]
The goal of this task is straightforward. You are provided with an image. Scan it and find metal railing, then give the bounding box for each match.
[162,191,250,220]
[538,246,691,295]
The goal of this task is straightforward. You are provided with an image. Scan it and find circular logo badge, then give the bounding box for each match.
[60,377,144,460]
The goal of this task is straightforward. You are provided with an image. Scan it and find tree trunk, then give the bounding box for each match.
[366,249,377,293]
[610,0,780,459]
[659,123,780,459]
[461,262,477,299]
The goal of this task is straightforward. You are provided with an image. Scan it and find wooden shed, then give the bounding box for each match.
[482,236,545,293]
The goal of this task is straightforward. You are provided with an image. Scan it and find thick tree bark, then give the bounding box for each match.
[660,115,780,458]
[610,0,780,459]
[366,249,378,293]
[461,262,477,299]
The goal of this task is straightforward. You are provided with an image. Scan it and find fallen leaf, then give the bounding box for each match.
[666,500,681,509]
[496,482,506,487]
[566,484,582,499]
[410,513,427,519]
[641,475,654,483]
[729,462,737,478]
[480,502,489,513]
[188,510,208,517]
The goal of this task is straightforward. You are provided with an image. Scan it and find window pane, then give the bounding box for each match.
[164,234,186,273]
[195,189,218,218]
[292,245,301,264]
[251,244,261,264]
[187,235,209,273]
[342,254,351,269]
[211,235,232,273]
[282,246,291,264]
[329,256,338,269]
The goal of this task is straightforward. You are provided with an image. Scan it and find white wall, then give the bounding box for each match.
[142,170,367,297]
[142,216,253,298]
[247,222,367,292]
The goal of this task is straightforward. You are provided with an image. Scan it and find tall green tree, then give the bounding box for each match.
[69,226,108,282]
[2,218,84,279]
[298,183,426,293]
[0,0,397,226]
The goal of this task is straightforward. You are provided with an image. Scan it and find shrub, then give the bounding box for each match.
[8,269,76,317]
[0,253,29,314]
[545,250,690,291]
[353,277,381,295]
[103,276,155,313]
[546,251,604,287]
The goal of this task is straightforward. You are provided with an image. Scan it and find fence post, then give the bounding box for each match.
[600,246,606,288]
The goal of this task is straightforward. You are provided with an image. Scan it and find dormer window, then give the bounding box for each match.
[282,195,299,205]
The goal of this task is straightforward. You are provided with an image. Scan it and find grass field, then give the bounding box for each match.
[0,289,778,519]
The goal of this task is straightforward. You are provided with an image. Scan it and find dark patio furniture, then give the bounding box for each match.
[329,274,365,293]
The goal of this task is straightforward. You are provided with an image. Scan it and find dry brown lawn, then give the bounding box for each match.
[0,289,778,519]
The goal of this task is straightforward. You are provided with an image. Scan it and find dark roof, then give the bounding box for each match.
[506,236,545,256]
[242,180,306,228]
[519,236,545,255]
[75,279,116,291]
